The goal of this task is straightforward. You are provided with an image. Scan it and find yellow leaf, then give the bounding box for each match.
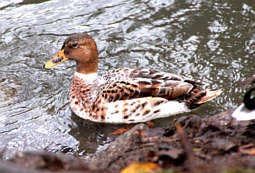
[121,162,161,173]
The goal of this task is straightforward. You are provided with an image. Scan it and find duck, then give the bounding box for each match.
[44,33,222,124]
[232,86,255,121]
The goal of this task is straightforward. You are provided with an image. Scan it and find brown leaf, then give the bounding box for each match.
[240,143,255,155]
[112,127,132,135]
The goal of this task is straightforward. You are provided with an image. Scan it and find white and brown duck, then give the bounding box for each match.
[44,33,222,124]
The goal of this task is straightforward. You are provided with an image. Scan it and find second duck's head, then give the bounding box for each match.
[232,86,255,121]
[243,87,255,110]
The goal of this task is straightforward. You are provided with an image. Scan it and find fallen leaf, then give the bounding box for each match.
[112,127,132,135]
[146,121,155,127]
[121,162,161,173]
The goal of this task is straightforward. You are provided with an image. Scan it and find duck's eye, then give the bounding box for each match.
[69,43,78,48]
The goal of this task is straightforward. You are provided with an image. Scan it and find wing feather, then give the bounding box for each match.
[99,68,195,102]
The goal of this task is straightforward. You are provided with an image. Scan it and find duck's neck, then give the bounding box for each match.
[76,62,98,74]
[74,72,98,83]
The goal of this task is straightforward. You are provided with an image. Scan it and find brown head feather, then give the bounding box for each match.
[61,33,98,74]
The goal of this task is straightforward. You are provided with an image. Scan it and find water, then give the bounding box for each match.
[0,0,255,159]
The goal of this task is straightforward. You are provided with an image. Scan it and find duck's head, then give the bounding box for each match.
[44,33,98,74]
[244,87,255,110]
[232,86,255,121]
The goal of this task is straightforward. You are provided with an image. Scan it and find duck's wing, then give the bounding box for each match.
[99,68,221,105]
[99,68,205,103]
[99,78,194,102]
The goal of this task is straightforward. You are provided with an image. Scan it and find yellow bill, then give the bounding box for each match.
[44,50,68,68]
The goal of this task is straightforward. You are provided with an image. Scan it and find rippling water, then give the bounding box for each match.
[0,0,255,159]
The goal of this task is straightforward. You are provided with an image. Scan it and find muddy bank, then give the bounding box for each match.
[2,110,255,173]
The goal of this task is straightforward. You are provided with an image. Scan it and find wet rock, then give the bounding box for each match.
[86,124,165,172]
[7,152,103,173]
[0,160,38,173]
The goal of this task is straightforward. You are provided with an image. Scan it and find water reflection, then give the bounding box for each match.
[0,0,254,159]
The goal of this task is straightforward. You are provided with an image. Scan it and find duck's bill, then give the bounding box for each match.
[44,50,68,68]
